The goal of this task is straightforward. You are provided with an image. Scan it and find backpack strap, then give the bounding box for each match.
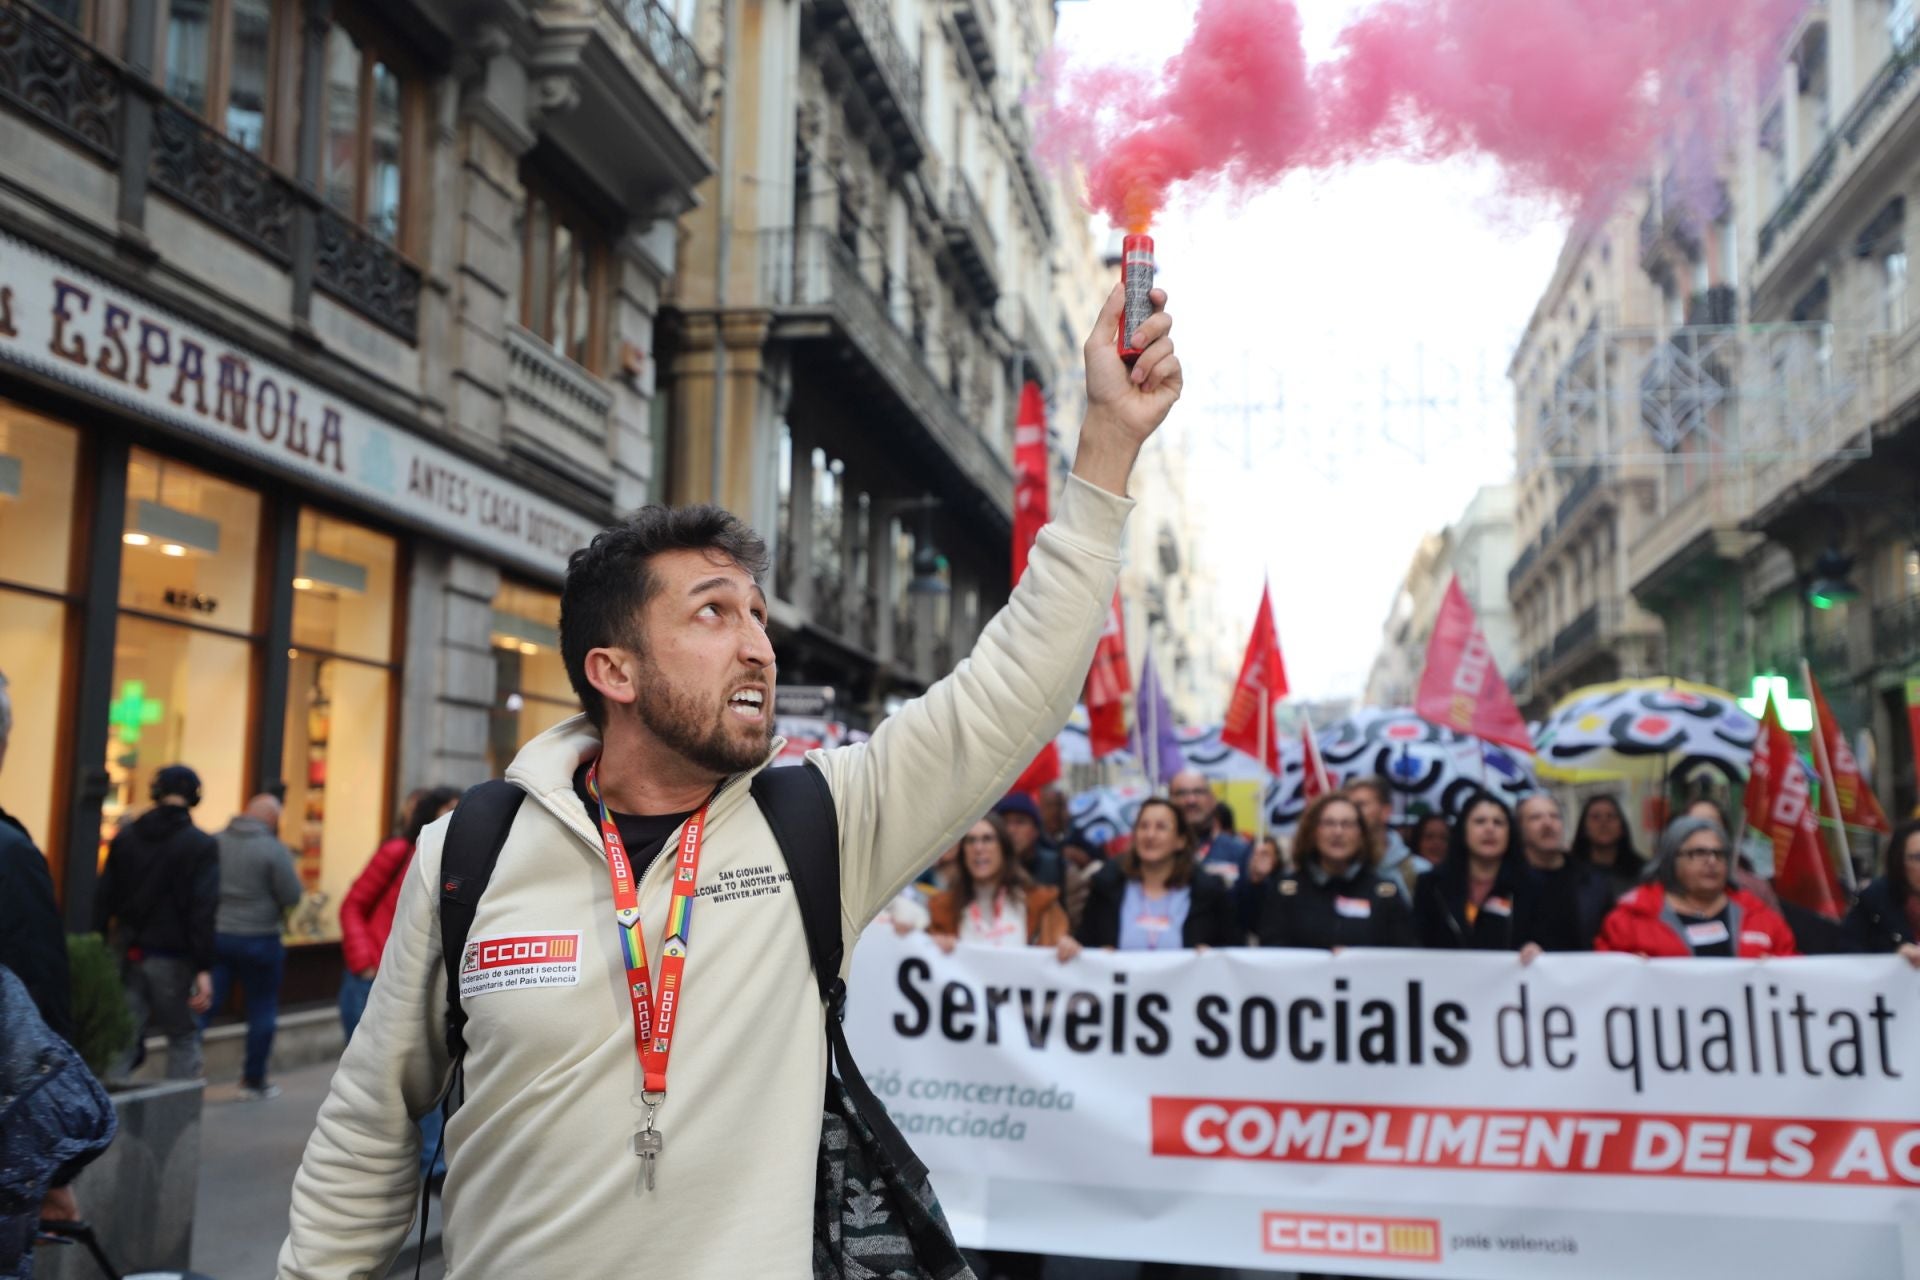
[752,762,926,1182]
[438,779,526,1060]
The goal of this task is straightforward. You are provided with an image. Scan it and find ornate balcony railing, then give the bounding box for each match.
[1,0,418,340]
[1004,102,1053,238]
[952,0,996,84]
[617,0,708,118]
[149,98,296,263]
[759,225,1013,521]
[1760,26,1920,261]
[813,0,924,164]
[0,0,121,161]
[942,168,998,304]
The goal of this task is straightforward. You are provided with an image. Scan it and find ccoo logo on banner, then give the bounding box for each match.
[842,932,1920,1278]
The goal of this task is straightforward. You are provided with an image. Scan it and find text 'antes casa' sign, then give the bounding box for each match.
[0,230,593,579]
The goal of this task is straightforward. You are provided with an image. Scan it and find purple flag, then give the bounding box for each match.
[1132,650,1185,787]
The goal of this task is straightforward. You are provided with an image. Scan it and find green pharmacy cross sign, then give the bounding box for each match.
[1739,675,1814,734]
[109,680,165,745]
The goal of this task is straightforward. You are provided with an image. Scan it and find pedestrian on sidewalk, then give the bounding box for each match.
[93,764,218,1081]
[0,669,71,1043]
[278,285,1182,1279]
[207,793,303,1099]
[338,787,461,1041]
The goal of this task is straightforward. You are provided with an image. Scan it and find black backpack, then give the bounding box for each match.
[435,765,974,1280]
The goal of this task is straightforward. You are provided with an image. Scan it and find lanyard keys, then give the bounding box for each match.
[633,1126,664,1190]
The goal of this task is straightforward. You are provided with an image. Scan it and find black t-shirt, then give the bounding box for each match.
[1673,906,1735,957]
[572,764,695,883]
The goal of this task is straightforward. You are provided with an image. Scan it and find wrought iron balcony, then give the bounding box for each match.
[951,0,996,84]
[811,0,926,167]
[1549,602,1625,668]
[1554,464,1606,529]
[0,0,418,340]
[616,0,708,117]
[0,1,121,161]
[758,226,1013,526]
[942,168,999,305]
[1004,102,1054,238]
[1760,24,1920,263]
[1507,537,1542,595]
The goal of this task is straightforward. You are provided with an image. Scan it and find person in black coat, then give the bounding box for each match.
[1257,793,1414,950]
[93,764,220,1080]
[1844,818,1920,963]
[1570,794,1645,900]
[1414,792,1580,954]
[1061,798,1239,957]
[0,809,71,1043]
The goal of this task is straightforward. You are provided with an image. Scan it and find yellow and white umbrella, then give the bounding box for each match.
[1533,678,1760,785]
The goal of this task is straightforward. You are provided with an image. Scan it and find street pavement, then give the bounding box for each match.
[194,1060,442,1280]
[193,1061,1286,1279]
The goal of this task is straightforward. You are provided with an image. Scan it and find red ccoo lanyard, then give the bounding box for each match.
[585,760,710,1100]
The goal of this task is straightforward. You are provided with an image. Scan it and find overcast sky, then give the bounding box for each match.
[1052,0,1571,702]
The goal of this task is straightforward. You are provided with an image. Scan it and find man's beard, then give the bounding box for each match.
[631,656,772,776]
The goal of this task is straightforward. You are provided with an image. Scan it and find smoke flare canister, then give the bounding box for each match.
[1118,234,1156,362]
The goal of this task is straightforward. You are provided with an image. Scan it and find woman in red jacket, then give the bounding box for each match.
[338,786,460,1038]
[1596,816,1798,958]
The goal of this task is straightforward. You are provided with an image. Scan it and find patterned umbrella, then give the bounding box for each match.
[1533,679,1759,784]
[1259,706,1539,831]
[1068,784,1152,850]
[1174,724,1269,782]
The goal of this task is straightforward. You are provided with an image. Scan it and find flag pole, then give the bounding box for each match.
[1256,692,1270,843]
[1148,649,1162,791]
[1802,659,1859,892]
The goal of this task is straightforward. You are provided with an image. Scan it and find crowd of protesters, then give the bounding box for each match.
[889,773,1920,968]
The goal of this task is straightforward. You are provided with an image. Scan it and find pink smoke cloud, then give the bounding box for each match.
[1037,0,1809,230]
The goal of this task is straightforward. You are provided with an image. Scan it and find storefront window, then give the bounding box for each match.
[105,616,255,840]
[281,511,399,942]
[0,406,81,855]
[120,448,261,634]
[488,581,577,775]
[291,510,397,661]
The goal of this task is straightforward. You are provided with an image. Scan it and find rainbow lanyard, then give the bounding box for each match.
[585,760,710,1099]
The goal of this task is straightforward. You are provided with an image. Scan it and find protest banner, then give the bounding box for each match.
[844,931,1920,1278]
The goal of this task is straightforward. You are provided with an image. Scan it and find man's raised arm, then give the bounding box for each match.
[820,282,1183,934]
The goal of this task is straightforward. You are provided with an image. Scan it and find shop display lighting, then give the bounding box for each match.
[491,609,560,654]
[129,498,220,557]
[296,549,368,595]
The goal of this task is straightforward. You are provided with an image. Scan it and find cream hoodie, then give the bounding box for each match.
[277,475,1131,1279]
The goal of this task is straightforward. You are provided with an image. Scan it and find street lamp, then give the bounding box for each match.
[1806,547,1860,610]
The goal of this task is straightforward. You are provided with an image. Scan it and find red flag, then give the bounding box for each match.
[1414,577,1534,753]
[1012,382,1049,586]
[1010,380,1058,787]
[1010,744,1060,794]
[1301,721,1333,802]
[1084,590,1132,759]
[1752,698,1846,920]
[1221,581,1288,774]
[1805,666,1890,834]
